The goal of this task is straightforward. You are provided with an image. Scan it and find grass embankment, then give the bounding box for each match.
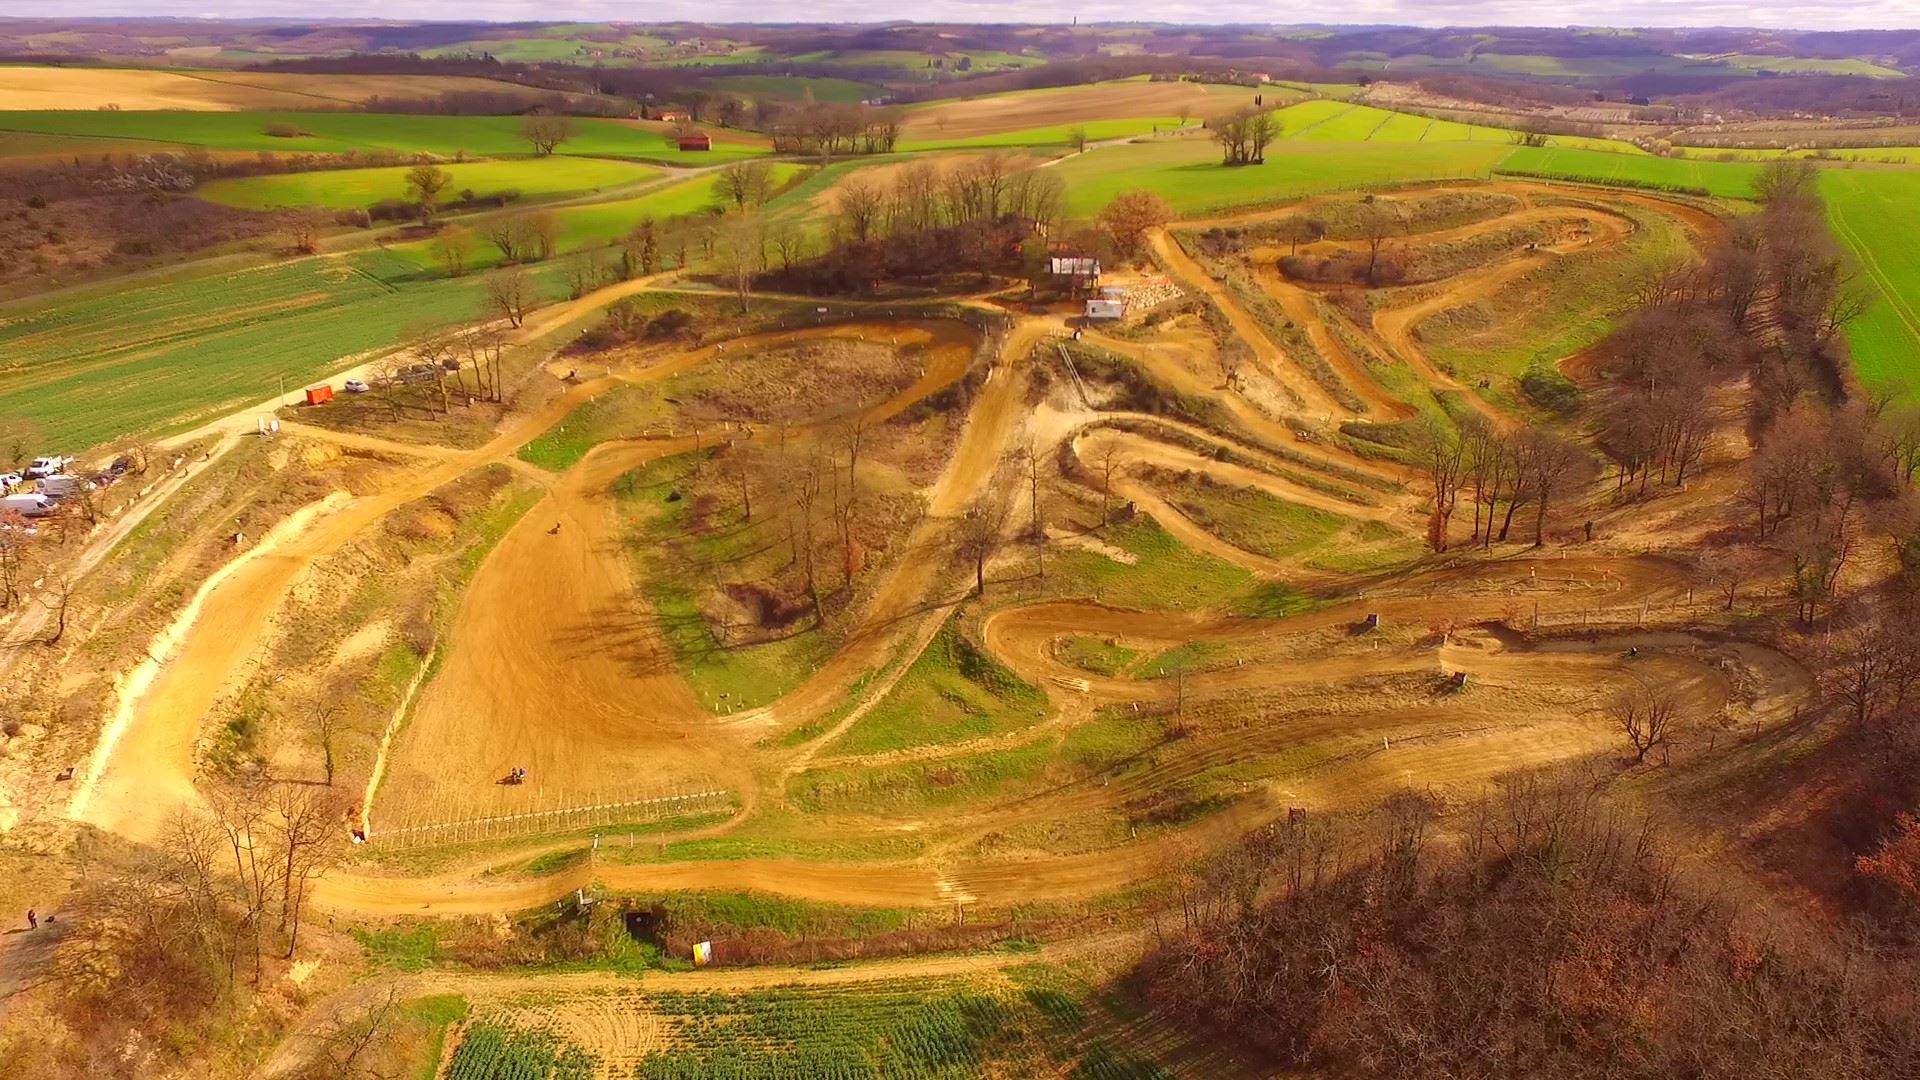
[1045,516,1315,618]
[824,616,1048,756]
[194,157,658,210]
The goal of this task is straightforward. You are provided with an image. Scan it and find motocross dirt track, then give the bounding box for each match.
[68,177,1797,925]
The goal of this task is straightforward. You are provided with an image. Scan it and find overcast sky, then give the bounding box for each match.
[8,3,1920,31]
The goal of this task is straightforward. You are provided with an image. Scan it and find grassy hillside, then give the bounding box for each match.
[379,163,809,273]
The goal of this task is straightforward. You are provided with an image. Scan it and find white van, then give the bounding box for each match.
[0,493,54,518]
[36,474,89,499]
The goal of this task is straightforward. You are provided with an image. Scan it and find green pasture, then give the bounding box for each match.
[194,157,659,210]
[1054,137,1510,216]
[1275,99,1642,154]
[0,110,770,164]
[1495,146,1762,198]
[1824,169,1920,402]
[380,163,808,274]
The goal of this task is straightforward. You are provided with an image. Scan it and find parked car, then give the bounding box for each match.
[343,379,370,394]
[26,455,72,479]
[0,472,21,492]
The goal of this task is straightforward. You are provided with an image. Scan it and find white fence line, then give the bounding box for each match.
[369,788,734,849]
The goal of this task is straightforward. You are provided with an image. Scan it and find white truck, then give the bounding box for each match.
[26,455,73,479]
[0,493,54,519]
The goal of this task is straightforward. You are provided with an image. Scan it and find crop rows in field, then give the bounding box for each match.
[447,1023,597,1080]
[1278,99,1638,154]
[634,985,1012,1079]
[469,975,1175,1080]
[1823,169,1920,402]
[0,253,575,449]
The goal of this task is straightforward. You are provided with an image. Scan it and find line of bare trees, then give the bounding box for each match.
[1413,416,1596,552]
[767,152,1063,294]
[764,102,900,158]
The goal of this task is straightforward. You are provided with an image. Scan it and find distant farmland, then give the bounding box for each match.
[0,110,770,164]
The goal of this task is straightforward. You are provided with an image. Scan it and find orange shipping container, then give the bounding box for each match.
[305,385,334,406]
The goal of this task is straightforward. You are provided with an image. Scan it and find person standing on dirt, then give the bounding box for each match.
[26,909,36,931]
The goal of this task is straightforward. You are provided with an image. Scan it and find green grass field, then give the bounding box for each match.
[194,157,659,210]
[0,110,769,164]
[1824,170,1920,402]
[0,252,578,450]
[824,617,1048,756]
[1055,137,1511,216]
[380,163,808,274]
[1277,99,1639,154]
[1495,146,1763,198]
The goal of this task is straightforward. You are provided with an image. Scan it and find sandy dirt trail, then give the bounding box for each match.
[1081,328,1410,488]
[1147,229,1357,422]
[313,546,1808,918]
[68,378,628,842]
[70,181,1762,924]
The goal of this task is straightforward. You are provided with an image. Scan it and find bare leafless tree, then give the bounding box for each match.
[484,266,534,328]
[519,112,575,156]
[1610,682,1680,765]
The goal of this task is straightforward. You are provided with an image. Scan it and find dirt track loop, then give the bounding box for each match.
[67,178,1772,921]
